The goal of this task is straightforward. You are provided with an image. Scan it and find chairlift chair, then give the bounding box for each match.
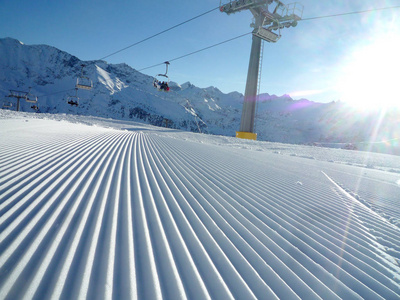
[67,88,79,106]
[76,64,93,90]
[25,87,38,103]
[2,101,13,109]
[25,94,38,103]
[153,61,170,92]
[67,97,79,107]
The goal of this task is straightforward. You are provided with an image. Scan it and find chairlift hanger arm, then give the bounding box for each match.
[156,74,169,78]
[163,61,170,76]
[9,90,28,97]
[220,0,269,15]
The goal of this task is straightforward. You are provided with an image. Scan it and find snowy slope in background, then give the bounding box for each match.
[1,37,400,155]
[1,110,400,299]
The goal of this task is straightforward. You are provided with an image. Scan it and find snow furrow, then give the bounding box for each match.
[131,133,163,300]
[144,134,272,299]
[141,135,261,300]
[209,165,400,292]
[138,140,235,299]
[0,133,115,215]
[1,116,399,300]
[0,132,107,188]
[150,134,400,299]
[141,135,217,300]
[25,133,133,299]
[135,133,187,299]
[145,135,308,298]
[0,131,129,299]
[0,133,79,168]
[146,136,345,299]
[177,138,399,298]
[148,135,355,299]
[51,132,135,299]
[0,133,118,232]
[0,132,97,176]
[77,132,130,299]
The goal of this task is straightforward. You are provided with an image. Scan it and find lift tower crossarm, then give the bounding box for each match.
[220,0,270,15]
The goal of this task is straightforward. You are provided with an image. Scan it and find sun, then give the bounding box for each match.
[336,33,400,110]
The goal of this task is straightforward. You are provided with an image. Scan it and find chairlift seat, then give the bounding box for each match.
[67,94,79,106]
[76,64,93,90]
[2,101,13,108]
[68,100,79,106]
[153,76,170,92]
[25,96,38,103]
[76,77,93,90]
[153,62,171,92]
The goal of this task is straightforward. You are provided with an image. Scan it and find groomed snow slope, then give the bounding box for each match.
[1,111,399,299]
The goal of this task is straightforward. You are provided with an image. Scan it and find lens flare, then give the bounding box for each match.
[336,33,400,110]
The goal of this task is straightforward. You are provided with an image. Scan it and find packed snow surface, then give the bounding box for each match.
[1,110,400,299]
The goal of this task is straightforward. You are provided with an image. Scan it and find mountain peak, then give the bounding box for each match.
[0,37,24,46]
[181,82,194,90]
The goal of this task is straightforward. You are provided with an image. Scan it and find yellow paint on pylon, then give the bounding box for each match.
[236,131,257,140]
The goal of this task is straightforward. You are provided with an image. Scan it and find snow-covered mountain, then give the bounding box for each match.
[1,37,399,155]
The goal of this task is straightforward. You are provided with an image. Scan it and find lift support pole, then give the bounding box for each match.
[220,0,303,140]
[7,90,29,112]
[237,15,263,140]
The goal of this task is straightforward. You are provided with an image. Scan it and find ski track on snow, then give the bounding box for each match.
[0,117,400,299]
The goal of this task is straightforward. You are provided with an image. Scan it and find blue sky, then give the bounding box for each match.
[1,0,399,105]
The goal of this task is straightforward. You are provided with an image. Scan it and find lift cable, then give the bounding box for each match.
[24,6,220,97]
[33,88,77,98]
[98,6,220,61]
[27,5,400,99]
[138,32,251,72]
[138,4,400,72]
[99,4,400,63]
[300,5,400,21]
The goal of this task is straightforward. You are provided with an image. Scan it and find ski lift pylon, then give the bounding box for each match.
[76,64,93,90]
[153,61,170,92]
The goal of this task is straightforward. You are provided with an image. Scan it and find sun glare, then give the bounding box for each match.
[336,34,400,110]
